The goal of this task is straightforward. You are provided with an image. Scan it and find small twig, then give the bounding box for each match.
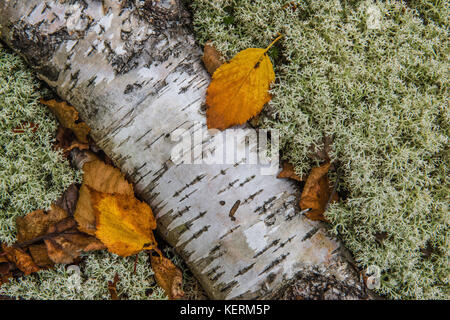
[133,254,138,274]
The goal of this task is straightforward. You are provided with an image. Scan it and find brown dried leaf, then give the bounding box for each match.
[74,184,97,236]
[55,184,79,216]
[28,244,54,267]
[0,262,13,275]
[81,159,134,195]
[65,141,90,153]
[309,135,333,162]
[277,162,304,182]
[55,126,74,150]
[12,121,39,134]
[108,273,120,300]
[0,261,13,287]
[16,206,69,243]
[40,99,90,143]
[202,41,224,75]
[0,255,7,264]
[44,218,105,264]
[299,162,338,222]
[1,244,40,275]
[150,254,184,300]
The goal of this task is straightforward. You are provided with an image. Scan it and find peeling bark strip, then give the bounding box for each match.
[0,0,366,299]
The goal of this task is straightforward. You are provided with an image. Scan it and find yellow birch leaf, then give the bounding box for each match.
[206,35,282,130]
[89,188,157,257]
[74,158,134,235]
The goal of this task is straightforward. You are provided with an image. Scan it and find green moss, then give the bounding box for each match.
[191,0,449,299]
[0,45,81,244]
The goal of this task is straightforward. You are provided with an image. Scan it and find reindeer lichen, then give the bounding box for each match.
[0,45,80,244]
[191,0,449,299]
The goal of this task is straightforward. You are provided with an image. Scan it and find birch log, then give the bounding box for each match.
[0,0,368,299]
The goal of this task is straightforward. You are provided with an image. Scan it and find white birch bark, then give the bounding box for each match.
[0,0,368,299]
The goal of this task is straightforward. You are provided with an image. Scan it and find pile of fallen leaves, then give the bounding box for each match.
[0,100,184,300]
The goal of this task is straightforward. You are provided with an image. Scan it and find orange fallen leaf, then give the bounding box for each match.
[202,41,224,75]
[74,158,134,235]
[277,162,304,182]
[1,244,40,275]
[206,35,282,130]
[90,188,157,257]
[40,99,90,143]
[299,162,338,222]
[150,254,184,300]
[81,159,134,195]
[64,141,90,153]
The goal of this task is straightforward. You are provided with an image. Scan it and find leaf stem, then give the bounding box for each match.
[264,34,283,53]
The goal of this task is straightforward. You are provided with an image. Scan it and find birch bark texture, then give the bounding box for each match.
[0,0,367,299]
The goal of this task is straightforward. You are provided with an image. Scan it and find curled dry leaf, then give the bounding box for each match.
[108,273,120,300]
[90,188,158,257]
[1,244,40,275]
[0,261,13,286]
[202,40,224,75]
[40,99,90,143]
[55,184,79,216]
[150,254,184,300]
[64,141,90,153]
[74,159,134,235]
[0,249,13,286]
[55,126,74,152]
[277,162,304,182]
[206,35,282,130]
[299,162,338,222]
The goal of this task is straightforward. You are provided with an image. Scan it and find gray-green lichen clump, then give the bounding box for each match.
[0,44,80,244]
[191,0,449,299]
[0,247,204,300]
[0,46,204,300]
